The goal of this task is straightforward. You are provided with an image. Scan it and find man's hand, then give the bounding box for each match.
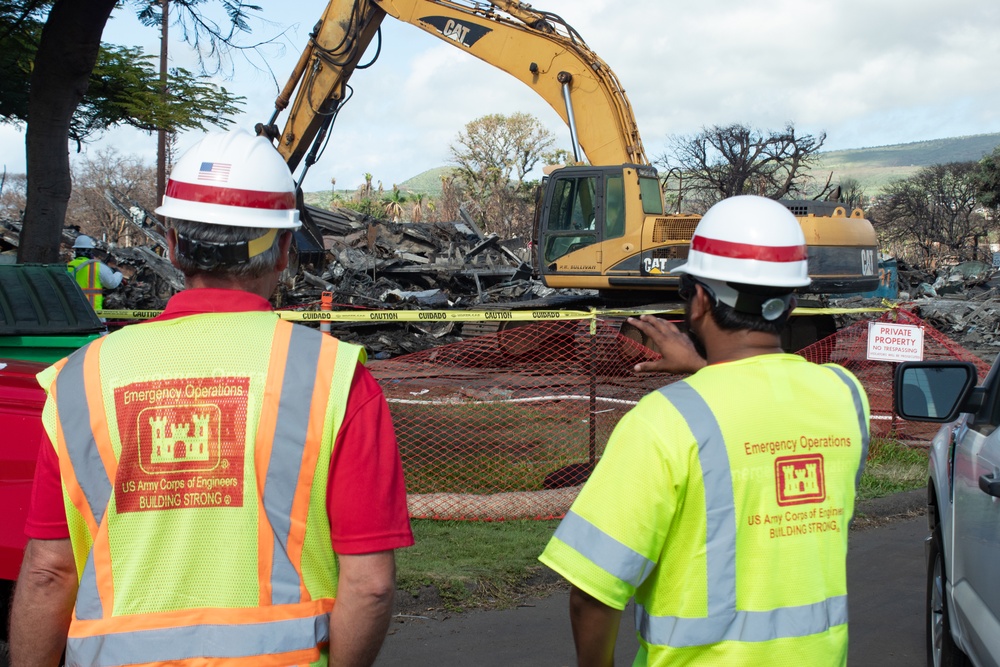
[628,315,707,375]
[10,538,77,667]
[329,551,396,667]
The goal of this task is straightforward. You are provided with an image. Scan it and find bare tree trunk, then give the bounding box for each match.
[156,0,169,221]
[18,0,117,263]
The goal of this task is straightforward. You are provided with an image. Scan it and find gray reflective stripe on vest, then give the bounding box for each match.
[55,345,109,621]
[658,382,737,620]
[637,595,849,648]
[827,366,870,492]
[66,612,331,667]
[553,510,655,587]
[263,324,324,605]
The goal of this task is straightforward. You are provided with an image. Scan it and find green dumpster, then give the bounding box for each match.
[0,263,104,364]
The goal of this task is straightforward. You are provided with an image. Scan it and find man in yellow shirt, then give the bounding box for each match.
[540,195,870,666]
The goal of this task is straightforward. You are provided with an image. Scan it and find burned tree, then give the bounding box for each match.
[872,161,988,266]
[659,123,829,212]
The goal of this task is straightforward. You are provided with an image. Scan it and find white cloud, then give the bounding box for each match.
[4,0,1000,191]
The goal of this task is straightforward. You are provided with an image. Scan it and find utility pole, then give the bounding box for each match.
[155,0,169,219]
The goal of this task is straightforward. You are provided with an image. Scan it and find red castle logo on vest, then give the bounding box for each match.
[774,453,827,506]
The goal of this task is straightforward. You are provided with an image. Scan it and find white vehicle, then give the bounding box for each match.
[895,360,1000,667]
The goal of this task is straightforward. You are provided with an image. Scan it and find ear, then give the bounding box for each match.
[275,231,293,273]
[166,228,179,268]
[688,283,713,323]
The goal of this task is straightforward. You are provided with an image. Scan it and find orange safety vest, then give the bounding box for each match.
[67,257,103,310]
[44,317,362,666]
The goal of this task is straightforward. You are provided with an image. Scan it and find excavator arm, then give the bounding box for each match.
[262,0,880,304]
[258,0,386,174]
[261,0,647,178]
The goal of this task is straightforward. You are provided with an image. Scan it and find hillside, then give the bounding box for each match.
[305,133,1000,201]
[396,166,457,198]
[814,132,1000,194]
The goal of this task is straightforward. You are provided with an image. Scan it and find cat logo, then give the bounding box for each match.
[419,15,492,48]
[774,454,826,506]
[861,248,876,276]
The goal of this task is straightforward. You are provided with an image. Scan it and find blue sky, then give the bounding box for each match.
[2,0,999,193]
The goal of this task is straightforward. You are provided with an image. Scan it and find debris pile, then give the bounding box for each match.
[276,205,599,358]
[897,259,996,299]
[10,205,1000,362]
[1,205,596,358]
[292,205,541,308]
[829,258,1000,363]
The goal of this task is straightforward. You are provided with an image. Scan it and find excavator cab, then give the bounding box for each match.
[536,164,695,293]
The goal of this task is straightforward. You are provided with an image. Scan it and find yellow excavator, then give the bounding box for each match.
[257,0,880,302]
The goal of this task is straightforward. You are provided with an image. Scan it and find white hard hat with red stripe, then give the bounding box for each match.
[672,195,811,288]
[155,129,300,229]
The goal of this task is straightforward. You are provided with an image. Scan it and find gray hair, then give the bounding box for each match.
[168,219,283,279]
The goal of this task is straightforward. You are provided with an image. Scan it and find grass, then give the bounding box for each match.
[395,435,928,611]
[392,400,600,493]
[395,519,560,611]
[858,437,928,500]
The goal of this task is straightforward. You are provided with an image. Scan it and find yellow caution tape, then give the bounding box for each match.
[97,305,890,322]
[98,309,167,320]
[789,307,890,316]
[279,309,593,322]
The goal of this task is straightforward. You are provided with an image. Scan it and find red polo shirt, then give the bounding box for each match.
[25,288,413,555]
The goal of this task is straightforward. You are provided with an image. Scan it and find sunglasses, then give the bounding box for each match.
[678,274,718,304]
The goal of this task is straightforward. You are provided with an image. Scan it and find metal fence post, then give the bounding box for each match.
[589,313,597,466]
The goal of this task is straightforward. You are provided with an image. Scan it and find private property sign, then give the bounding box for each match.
[867,322,924,362]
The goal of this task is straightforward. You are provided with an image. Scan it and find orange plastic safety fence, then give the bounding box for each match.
[367,310,990,521]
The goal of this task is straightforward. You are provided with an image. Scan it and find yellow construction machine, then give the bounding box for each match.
[258,0,880,302]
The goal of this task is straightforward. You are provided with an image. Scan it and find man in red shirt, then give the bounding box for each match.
[11,130,413,667]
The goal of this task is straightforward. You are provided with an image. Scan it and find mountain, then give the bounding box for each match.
[396,166,456,198]
[304,133,1000,201]
[813,132,1000,194]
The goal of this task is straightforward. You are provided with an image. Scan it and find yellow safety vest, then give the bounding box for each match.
[38,313,364,666]
[540,354,870,666]
[68,257,103,310]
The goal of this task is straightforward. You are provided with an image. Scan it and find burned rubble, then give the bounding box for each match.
[2,204,595,359]
[829,258,1000,363]
[7,206,1000,362]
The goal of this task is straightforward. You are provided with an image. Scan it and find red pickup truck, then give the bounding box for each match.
[0,264,104,643]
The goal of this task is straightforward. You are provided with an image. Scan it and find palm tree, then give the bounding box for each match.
[384,185,406,222]
[411,192,425,223]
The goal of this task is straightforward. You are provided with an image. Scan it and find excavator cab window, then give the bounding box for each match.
[543,175,599,263]
[638,175,664,216]
[605,175,625,240]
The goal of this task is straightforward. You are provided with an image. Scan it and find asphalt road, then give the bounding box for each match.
[378,493,929,666]
[0,493,927,666]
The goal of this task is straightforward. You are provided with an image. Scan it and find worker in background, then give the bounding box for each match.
[11,129,413,667]
[539,195,871,666]
[67,234,124,312]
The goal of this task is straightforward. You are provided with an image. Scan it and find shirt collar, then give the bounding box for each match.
[153,288,273,322]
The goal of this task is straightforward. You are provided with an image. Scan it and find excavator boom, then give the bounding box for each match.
[264,0,647,176]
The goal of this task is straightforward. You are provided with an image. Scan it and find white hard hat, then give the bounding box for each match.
[73,235,95,249]
[155,129,300,229]
[672,195,811,288]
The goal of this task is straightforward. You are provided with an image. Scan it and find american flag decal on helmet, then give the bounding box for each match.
[197,161,232,183]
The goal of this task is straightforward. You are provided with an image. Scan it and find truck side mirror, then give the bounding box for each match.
[894,361,978,423]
